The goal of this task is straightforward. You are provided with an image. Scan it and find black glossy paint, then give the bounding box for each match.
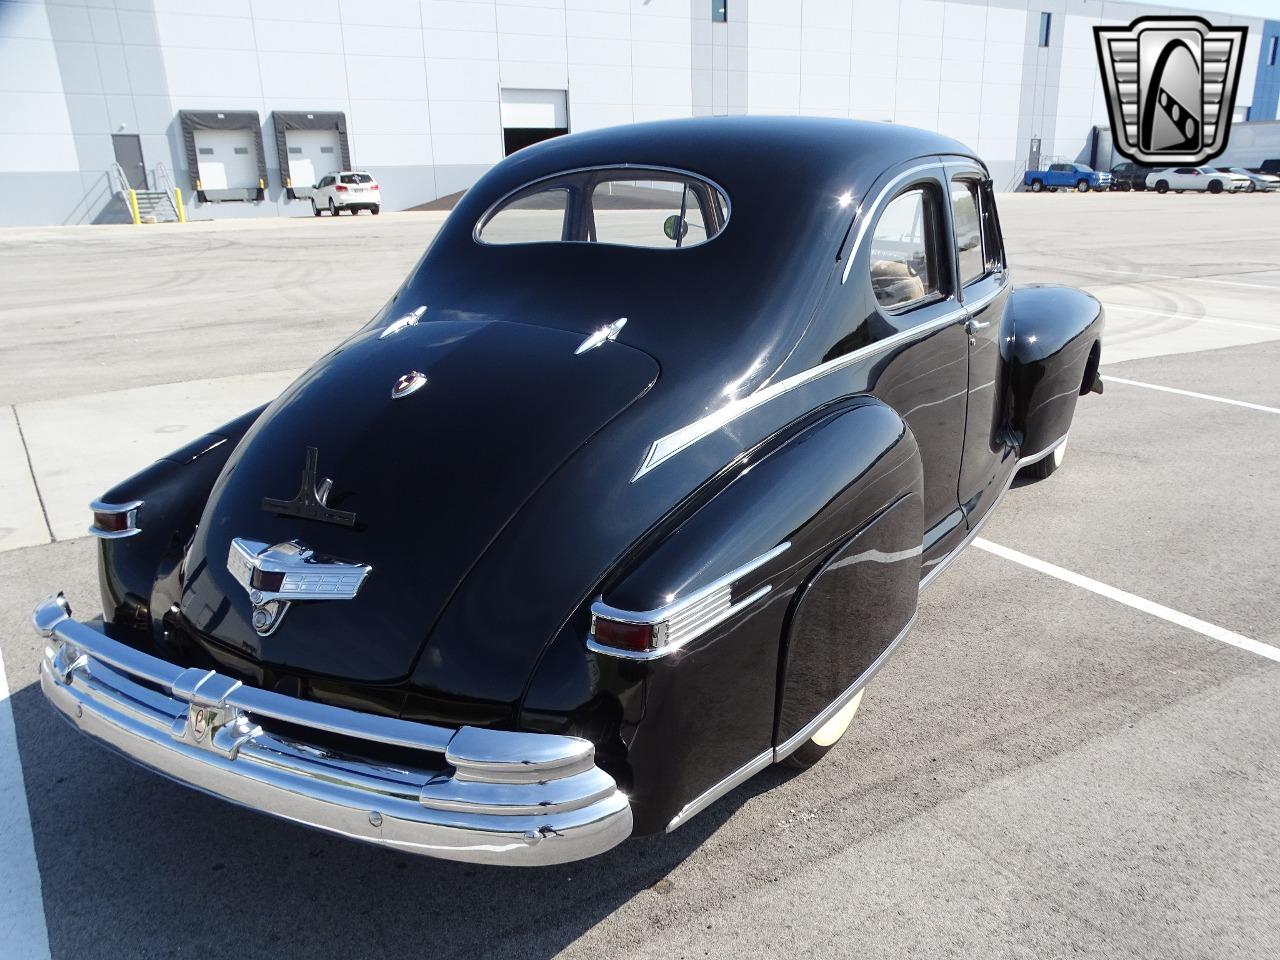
[88,117,1103,837]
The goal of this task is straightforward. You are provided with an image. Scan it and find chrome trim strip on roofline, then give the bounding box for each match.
[773,611,919,762]
[587,541,790,660]
[840,160,945,285]
[919,433,1068,591]
[472,163,733,246]
[633,303,970,480]
[665,747,774,833]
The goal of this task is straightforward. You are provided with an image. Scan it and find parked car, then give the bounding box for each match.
[1255,159,1280,174]
[1109,162,1155,191]
[1024,162,1112,192]
[35,117,1104,866]
[1146,167,1245,193]
[1215,167,1278,192]
[312,171,381,215]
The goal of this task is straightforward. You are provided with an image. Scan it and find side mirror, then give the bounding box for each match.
[663,214,689,242]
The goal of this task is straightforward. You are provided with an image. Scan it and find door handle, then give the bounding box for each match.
[966,318,990,331]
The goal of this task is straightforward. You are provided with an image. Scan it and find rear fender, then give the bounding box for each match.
[520,396,923,834]
[94,406,265,646]
[1004,285,1104,458]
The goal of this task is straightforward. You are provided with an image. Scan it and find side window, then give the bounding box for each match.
[978,180,1005,273]
[869,187,940,311]
[949,180,984,286]
[476,186,569,244]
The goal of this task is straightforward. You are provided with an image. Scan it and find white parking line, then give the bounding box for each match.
[1104,376,1280,415]
[1104,303,1279,333]
[974,539,1280,665]
[0,650,52,960]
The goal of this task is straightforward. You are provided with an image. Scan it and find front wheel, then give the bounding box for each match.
[782,689,865,770]
[1208,180,1223,194]
[1076,179,1089,193]
[1030,179,1044,193]
[1025,436,1068,481]
[311,199,320,217]
[1155,180,1169,193]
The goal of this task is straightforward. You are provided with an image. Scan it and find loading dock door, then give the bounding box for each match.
[285,128,341,189]
[501,89,568,156]
[193,128,260,190]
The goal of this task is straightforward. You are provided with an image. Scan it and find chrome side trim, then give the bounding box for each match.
[665,747,774,833]
[88,499,143,539]
[919,433,1068,591]
[574,316,628,355]
[633,304,969,479]
[34,593,632,866]
[774,611,919,762]
[841,161,945,284]
[587,542,790,660]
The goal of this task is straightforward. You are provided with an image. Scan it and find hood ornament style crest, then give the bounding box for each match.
[228,538,372,636]
[262,446,357,528]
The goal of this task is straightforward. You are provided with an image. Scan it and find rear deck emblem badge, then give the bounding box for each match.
[262,446,357,528]
[391,370,427,399]
[228,538,372,636]
[1094,16,1247,165]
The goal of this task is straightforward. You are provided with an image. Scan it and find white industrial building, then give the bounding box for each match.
[0,0,1276,225]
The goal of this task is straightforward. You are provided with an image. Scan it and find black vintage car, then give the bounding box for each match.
[35,117,1104,866]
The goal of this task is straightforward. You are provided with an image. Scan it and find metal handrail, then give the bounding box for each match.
[109,161,131,198]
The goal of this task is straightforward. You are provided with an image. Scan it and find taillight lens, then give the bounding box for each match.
[335,184,349,192]
[92,510,129,532]
[590,615,656,653]
[88,499,142,538]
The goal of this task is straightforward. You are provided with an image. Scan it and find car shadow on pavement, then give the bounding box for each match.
[10,679,795,960]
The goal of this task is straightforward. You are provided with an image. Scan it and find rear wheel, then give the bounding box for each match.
[1030,179,1044,193]
[372,205,381,215]
[1025,436,1068,481]
[1208,180,1223,194]
[782,689,865,770]
[328,198,339,216]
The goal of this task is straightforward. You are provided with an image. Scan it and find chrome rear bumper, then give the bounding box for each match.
[34,594,631,866]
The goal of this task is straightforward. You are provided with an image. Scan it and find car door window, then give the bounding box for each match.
[949,180,985,287]
[868,188,941,311]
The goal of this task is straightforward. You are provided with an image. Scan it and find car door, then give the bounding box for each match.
[945,162,1016,524]
[854,163,970,568]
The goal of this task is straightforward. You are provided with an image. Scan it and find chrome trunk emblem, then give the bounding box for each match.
[391,370,427,398]
[228,538,372,636]
[262,446,357,528]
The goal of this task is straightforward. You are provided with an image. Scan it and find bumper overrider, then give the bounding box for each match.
[33,594,632,866]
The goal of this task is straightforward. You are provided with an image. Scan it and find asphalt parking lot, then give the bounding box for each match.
[1,193,1278,959]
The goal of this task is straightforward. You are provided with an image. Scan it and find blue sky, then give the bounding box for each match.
[1158,0,1276,17]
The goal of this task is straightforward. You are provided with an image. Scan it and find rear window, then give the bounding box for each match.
[477,168,729,249]
[341,173,374,184]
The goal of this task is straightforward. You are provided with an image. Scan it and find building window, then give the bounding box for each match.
[712,0,727,23]
[1039,12,1052,47]
[1268,35,1278,67]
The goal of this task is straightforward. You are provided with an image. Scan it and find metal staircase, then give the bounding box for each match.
[111,162,186,224]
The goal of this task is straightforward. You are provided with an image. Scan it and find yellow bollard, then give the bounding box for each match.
[127,188,140,225]
[174,187,187,223]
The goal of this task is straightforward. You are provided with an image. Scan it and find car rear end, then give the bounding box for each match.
[335,172,381,212]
